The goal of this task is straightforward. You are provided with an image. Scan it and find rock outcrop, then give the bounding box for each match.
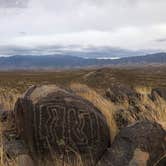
[97,121,166,166]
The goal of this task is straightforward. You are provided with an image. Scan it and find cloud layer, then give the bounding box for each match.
[0,0,166,55]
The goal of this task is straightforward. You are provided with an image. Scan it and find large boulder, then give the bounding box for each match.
[97,121,166,166]
[13,85,110,165]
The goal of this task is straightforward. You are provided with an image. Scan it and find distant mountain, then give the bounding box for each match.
[0,45,146,59]
[0,55,91,69]
[113,52,166,64]
[56,47,146,59]
[0,52,166,69]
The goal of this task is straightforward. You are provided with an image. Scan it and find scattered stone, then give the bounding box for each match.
[105,85,140,104]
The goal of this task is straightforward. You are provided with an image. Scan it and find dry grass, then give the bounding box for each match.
[0,88,20,111]
[135,86,166,127]
[134,86,152,95]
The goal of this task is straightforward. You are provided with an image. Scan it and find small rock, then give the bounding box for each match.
[151,88,166,101]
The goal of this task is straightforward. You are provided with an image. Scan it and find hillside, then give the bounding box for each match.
[0,66,165,165]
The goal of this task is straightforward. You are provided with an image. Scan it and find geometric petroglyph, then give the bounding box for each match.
[14,85,110,164]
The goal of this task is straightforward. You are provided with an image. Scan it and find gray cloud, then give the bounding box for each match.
[156,38,166,42]
[0,0,28,8]
[0,0,166,55]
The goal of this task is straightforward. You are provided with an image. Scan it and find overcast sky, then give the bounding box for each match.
[0,0,166,55]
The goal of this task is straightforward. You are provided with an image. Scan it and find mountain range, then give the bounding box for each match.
[0,52,166,70]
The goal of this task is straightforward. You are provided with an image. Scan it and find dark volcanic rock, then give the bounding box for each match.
[105,85,140,104]
[157,157,166,166]
[151,88,166,101]
[13,85,110,165]
[97,121,166,166]
[0,110,8,122]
